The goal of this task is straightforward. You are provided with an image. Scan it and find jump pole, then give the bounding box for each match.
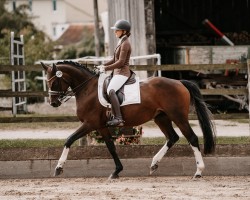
[203,19,234,46]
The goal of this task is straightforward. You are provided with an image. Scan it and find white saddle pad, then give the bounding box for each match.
[98,73,141,107]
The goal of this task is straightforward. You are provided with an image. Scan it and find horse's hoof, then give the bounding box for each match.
[108,173,119,180]
[150,164,158,175]
[193,174,202,179]
[54,167,63,176]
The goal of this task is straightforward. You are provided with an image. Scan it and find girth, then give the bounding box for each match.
[102,71,136,104]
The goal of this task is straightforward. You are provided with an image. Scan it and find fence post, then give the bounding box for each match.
[10,32,27,116]
[248,59,250,137]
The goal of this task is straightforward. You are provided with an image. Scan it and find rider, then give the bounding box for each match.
[97,19,132,127]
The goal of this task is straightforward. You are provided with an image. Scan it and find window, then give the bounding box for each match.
[52,0,57,11]
[53,27,56,37]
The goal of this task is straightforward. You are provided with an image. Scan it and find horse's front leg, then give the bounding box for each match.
[54,123,92,176]
[99,128,123,179]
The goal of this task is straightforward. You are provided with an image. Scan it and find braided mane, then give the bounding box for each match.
[56,60,98,75]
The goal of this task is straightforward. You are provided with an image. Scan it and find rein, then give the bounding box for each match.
[48,73,97,103]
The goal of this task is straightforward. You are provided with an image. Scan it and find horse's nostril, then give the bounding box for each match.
[50,102,60,107]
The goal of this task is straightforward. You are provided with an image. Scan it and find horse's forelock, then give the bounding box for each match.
[47,67,53,73]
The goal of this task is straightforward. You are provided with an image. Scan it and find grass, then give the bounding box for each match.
[0,118,249,148]
[0,139,67,148]
[0,122,81,130]
[0,136,249,148]
[227,119,249,124]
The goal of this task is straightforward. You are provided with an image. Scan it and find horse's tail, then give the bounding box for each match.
[180,80,216,154]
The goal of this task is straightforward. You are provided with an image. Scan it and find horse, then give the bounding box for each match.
[41,61,216,179]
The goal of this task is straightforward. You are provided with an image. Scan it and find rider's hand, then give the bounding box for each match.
[96,65,105,73]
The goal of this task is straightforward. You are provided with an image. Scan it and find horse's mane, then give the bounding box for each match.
[56,60,98,75]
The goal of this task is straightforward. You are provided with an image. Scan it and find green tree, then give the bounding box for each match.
[0,0,54,103]
[0,1,54,64]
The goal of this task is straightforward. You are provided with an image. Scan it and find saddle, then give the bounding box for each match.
[102,71,136,105]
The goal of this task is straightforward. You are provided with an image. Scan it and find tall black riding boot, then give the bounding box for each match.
[106,89,124,127]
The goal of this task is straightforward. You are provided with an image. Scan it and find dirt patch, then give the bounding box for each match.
[0,176,249,199]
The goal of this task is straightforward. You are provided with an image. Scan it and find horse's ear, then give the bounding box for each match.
[52,63,57,74]
[41,62,49,71]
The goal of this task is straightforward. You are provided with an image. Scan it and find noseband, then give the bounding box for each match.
[47,70,96,103]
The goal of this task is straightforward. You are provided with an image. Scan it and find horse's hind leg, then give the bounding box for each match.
[175,120,205,178]
[150,113,179,174]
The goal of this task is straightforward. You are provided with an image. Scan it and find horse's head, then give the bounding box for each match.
[41,62,70,107]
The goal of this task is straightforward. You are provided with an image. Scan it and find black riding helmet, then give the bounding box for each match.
[111,19,131,32]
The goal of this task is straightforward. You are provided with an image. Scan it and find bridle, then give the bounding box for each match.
[47,70,97,103]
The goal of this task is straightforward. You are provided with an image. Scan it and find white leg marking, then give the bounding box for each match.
[190,145,205,176]
[56,147,70,168]
[151,141,169,167]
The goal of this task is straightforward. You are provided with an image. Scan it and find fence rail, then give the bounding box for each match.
[0,91,48,97]
[0,62,248,97]
[0,63,247,72]
[0,89,247,97]
[0,62,249,122]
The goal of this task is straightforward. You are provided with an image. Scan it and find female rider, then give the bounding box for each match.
[97,19,132,127]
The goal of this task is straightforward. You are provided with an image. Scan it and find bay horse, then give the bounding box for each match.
[41,61,216,179]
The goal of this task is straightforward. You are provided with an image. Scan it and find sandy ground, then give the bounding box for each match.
[0,176,249,200]
[0,105,249,199]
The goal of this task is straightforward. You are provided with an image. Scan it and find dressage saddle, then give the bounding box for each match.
[102,71,136,105]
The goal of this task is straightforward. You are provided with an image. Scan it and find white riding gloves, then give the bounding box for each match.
[96,65,105,73]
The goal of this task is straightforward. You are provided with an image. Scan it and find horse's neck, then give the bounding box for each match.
[61,66,93,87]
[74,77,98,105]
[69,68,98,97]
[72,72,92,87]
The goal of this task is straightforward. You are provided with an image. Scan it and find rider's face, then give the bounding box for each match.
[115,30,125,38]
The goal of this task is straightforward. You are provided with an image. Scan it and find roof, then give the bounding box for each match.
[57,24,94,46]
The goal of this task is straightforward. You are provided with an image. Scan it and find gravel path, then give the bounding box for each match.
[0,119,249,139]
[1,102,249,139]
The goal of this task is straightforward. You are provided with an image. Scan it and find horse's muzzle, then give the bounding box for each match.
[50,101,61,107]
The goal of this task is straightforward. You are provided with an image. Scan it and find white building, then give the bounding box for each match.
[5,0,107,40]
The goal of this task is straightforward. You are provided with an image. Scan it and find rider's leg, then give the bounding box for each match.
[106,75,128,126]
[107,89,124,126]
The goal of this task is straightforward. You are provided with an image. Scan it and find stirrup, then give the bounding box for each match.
[106,118,124,127]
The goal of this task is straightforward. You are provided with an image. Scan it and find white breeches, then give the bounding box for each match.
[107,75,128,94]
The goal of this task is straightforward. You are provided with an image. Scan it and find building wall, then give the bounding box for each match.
[32,0,67,40]
[107,0,147,58]
[65,0,107,23]
[107,0,149,78]
[5,0,67,40]
[5,0,107,40]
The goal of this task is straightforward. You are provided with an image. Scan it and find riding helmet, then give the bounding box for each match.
[111,19,131,32]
